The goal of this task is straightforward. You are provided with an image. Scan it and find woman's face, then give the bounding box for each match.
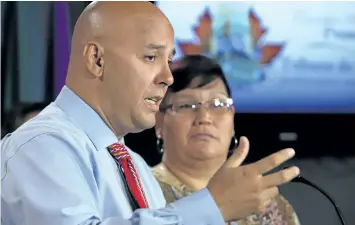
[156,77,235,162]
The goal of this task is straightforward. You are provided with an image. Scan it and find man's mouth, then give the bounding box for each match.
[144,96,162,105]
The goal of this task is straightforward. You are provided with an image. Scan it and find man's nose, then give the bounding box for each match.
[157,65,174,87]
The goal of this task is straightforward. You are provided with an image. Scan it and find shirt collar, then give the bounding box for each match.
[55,85,124,150]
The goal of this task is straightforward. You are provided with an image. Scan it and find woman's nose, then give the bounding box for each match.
[193,107,213,126]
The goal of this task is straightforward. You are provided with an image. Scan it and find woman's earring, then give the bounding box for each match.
[156,135,164,154]
[229,136,238,153]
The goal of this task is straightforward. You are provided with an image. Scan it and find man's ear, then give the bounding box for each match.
[83,41,104,78]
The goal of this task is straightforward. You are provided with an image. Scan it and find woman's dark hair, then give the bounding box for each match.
[168,54,231,96]
[160,55,231,111]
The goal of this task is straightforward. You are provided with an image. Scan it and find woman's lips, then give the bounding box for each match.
[189,132,217,140]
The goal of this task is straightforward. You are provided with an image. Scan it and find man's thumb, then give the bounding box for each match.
[225,136,249,168]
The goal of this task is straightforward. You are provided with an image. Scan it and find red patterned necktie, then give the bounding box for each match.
[108,142,149,209]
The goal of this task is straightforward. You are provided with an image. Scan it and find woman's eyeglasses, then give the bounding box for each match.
[161,98,234,115]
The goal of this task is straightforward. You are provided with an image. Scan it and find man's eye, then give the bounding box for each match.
[144,56,156,62]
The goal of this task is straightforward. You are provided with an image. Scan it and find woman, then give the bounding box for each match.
[152,55,300,225]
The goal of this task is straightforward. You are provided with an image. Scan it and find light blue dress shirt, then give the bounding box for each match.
[1,86,225,225]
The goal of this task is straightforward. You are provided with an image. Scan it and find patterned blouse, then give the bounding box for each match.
[152,163,301,225]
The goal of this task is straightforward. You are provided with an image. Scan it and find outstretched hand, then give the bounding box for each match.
[207,136,300,222]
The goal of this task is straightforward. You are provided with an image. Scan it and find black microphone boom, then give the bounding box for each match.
[290,173,346,225]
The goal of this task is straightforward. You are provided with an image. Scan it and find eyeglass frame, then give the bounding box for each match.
[159,97,234,115]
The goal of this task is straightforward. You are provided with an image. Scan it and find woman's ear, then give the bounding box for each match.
[156,128,162,138]
[155,112,164,138]
[231,113,235,137]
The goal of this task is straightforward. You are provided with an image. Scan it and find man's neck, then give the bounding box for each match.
[66,80,127,137]
[162,154,225,191]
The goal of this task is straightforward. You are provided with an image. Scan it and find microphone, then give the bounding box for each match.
[285,167,347,225]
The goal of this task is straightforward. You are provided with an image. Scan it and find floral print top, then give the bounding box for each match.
[152,163,301,225]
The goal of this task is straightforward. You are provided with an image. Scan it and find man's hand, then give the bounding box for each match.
[207,136,300,222]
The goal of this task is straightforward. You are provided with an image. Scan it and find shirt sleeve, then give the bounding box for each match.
[1,133,225,225]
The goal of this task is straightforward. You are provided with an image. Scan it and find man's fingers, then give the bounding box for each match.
[225,136,249,168]
[262,166,300,188]
[261,186,279,201]
[253,148,295,174]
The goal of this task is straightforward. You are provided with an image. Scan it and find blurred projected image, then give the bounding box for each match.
[157,2,355,113]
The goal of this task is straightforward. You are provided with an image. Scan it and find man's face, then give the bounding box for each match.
[95,14,175,134]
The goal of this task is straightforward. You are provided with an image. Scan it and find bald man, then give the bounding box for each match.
[1,2,299,225]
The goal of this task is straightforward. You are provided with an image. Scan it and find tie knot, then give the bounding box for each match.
[108,142,130,160]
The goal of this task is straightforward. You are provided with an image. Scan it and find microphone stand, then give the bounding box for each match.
[291,174,347,225]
